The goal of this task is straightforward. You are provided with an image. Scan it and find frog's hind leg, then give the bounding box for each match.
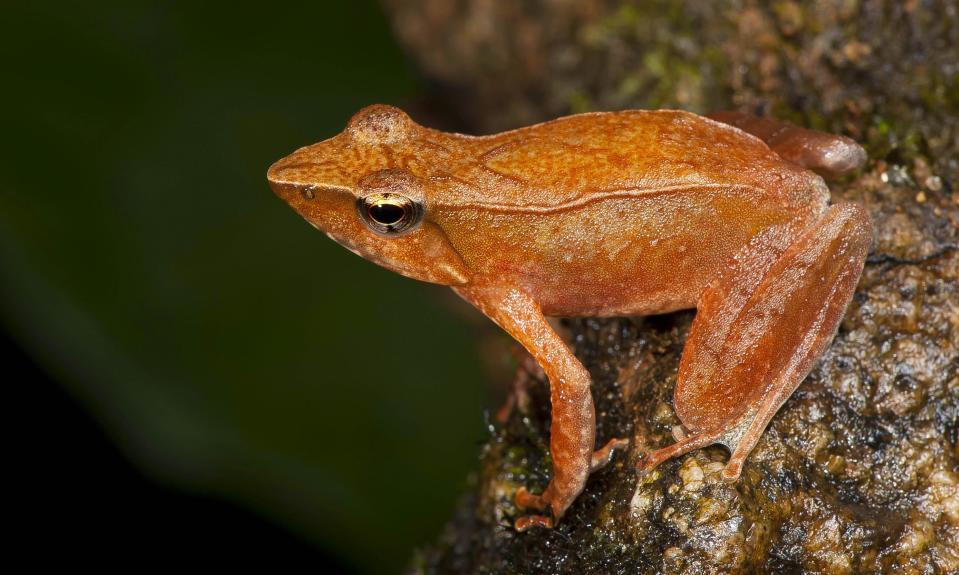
[639,203,871,480]
[707,111,867,178]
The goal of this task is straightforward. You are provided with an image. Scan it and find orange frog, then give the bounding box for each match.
[267,105,871,530]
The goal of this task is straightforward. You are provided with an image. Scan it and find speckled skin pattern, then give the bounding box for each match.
[267,105,871,529]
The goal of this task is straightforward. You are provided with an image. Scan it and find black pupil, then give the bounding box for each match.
[369,201,406,226]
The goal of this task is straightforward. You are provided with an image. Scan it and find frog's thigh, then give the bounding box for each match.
[646,203,871,478]
[707,111,867,177]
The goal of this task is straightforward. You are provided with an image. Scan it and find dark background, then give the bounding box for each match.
[2,2,494,572]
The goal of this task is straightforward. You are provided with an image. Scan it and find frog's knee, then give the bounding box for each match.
[809,134,868,177]
[708,111,867,177]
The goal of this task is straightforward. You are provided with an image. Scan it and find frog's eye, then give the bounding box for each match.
[358,193,420,235]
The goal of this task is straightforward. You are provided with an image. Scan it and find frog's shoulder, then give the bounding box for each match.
[432,109,803,211]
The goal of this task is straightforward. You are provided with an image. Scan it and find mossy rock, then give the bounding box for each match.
[383,1,959,572]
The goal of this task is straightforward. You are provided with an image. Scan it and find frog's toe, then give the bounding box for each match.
[721,457,744,481]
[637,429,721,472]
[515,485,549,511]
[514,514,554,531]
[589,437,630,472]
[514,486,557,530]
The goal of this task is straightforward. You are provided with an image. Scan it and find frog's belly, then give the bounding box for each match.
[439,188,798,317]
[525,215,737,317]
[530,239,719,317]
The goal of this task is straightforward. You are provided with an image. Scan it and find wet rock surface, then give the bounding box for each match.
[388,1,959,573]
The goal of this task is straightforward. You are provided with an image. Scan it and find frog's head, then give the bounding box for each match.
[267,105,469,286]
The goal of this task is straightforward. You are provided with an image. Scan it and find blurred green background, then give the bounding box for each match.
[2,1,491,572]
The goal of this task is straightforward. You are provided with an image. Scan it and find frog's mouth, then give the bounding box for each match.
[334,236,419,281]
[319,228,375,263]
[322,223,469,286]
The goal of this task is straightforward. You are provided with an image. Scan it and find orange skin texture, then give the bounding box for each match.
[267,105,872,530]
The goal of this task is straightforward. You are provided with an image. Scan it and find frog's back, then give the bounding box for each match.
[435,110,824,211]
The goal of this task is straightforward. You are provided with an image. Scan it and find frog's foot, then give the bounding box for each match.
[513,485,553,531]
[639,421,761,480]
[515,485,549,511]
[637,428,724,473]
[514,513,554,530]
[514,438,629,531]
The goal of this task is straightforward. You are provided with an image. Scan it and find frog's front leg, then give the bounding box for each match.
[455,284,628,530]
[640,203,872,479]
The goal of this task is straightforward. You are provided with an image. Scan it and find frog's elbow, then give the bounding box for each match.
[442,264,470,285]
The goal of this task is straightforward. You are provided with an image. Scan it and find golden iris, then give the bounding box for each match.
[358,193,419,234]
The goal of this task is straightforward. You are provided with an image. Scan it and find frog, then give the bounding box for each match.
[267,104,872,531]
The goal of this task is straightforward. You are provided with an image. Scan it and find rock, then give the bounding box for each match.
[386,1,959,573]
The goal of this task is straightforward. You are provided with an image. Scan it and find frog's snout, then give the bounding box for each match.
[266,156,297,191]
[266,175,300,211]
[267,155,318,207]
